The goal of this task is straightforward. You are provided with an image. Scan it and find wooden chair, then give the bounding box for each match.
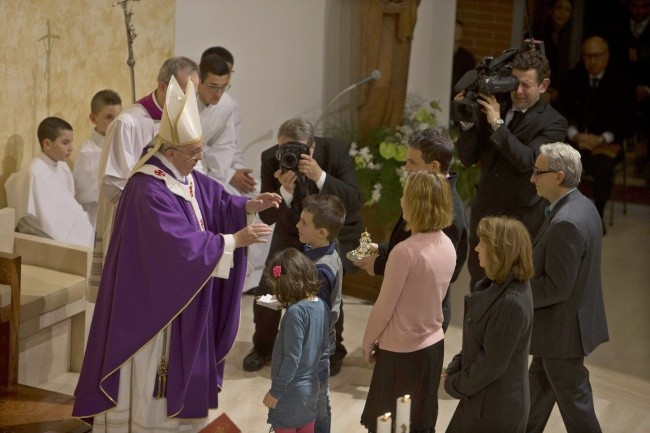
[0,252,89,433]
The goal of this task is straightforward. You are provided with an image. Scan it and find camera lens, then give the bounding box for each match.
[281,153,298,169]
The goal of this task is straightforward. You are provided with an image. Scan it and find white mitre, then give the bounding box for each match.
[130,75,203,175]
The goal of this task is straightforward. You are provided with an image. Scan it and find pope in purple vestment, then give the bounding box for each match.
[72,76,279,426]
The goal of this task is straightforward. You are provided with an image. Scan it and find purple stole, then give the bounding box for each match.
[136,92,163,121]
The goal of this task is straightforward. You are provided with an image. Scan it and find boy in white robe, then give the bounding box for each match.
[5,117,94,248]
[72,89,122,229]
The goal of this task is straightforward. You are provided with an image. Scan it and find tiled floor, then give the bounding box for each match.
[40,203,650,432]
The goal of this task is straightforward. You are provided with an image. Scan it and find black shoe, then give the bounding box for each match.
[329,345,347,377]
[243,349,271,372]
[329,358,342,376]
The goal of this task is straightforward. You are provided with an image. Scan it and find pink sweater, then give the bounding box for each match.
[362,231,456,356]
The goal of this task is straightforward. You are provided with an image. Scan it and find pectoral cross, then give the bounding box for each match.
[38,20,60,116]
[113,0,140,102]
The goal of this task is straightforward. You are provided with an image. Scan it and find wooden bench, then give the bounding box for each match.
[0,207,91,387]
[1,252,88,432]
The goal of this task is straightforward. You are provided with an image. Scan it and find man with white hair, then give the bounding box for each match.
[526,142,609,433]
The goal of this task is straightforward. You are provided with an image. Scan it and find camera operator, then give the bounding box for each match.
[455,49,567,291]
[243,117,363,376]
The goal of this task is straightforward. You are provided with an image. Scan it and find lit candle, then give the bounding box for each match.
[396,394,411,432]
[377,412,392,433]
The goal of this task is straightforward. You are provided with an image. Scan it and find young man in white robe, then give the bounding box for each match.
[72,89,122,229]
[5,117,94,248]
[198,47,270,292]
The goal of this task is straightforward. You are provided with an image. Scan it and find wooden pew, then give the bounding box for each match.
[0,252,88,432]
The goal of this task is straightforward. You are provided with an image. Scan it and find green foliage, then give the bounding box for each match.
[448,124,481,206]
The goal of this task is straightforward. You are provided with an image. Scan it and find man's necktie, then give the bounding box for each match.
[591,77,600,88]
[508,110,524,131]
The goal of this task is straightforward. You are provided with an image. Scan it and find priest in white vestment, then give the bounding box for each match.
[5,117,94,248]
[198,51,270,292]
[88,56,200,303]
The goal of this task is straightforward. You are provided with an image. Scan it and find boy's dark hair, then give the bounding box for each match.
[264,248,320,305]
[201,46,234,66]
[408,127,454,174]
[37,117,73,146]
[302,195,346,241]
[511,49,551,82]
[199,54,230,81]
[91,90,122,115]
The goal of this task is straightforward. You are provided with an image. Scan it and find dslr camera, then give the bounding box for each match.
[451,48,521,123]
[276,141,310,173]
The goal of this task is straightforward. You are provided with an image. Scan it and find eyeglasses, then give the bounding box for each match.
[532,167,557,177]
[203,81,231,93]
[173,147,203,160]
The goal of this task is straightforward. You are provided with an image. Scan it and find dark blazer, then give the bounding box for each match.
[530,189,609,358]
[444,276,534,433]
[458,98,567,234]
[259,136,363,273]
[374,172,468,283]
[558,63,634,141]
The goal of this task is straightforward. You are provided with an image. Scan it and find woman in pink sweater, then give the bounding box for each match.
[360,172,457,433]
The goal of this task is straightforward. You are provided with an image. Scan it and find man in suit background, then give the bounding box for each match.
[526,142,609,433]
[455,49,568,290]
[243,117,363,375]
[558,35,634,230]
[353,127,468,332]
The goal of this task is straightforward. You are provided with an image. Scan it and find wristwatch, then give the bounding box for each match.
[491,118,504,130]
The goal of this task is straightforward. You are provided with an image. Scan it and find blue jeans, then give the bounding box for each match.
[314,358,331,433]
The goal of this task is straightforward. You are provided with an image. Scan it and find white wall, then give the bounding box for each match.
[175,0,455,175]
[408,0,457,121]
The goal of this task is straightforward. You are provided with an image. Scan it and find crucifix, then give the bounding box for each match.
[38,19,60,116]
[113,0,140,103]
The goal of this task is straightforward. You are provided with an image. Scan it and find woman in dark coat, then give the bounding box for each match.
[444,216,534,433]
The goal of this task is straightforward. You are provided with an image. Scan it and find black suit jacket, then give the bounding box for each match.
[558,64,634,141]
[374,172,468,283]
[259,137,363,273]
[530,189,609,358]
[459,98,567,234]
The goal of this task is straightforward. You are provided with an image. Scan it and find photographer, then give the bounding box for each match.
[455,49,567,291]
[243,117,363,377]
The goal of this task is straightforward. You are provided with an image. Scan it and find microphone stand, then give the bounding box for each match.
[314,71,380,133]
[314,84,357,132]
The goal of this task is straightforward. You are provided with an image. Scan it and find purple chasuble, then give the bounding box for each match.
[136,92,163,121]
[73,155,248,421]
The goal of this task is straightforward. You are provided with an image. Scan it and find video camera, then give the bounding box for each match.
[451,48,521,123]
[451,38,547,123]
[276,141,310,173]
